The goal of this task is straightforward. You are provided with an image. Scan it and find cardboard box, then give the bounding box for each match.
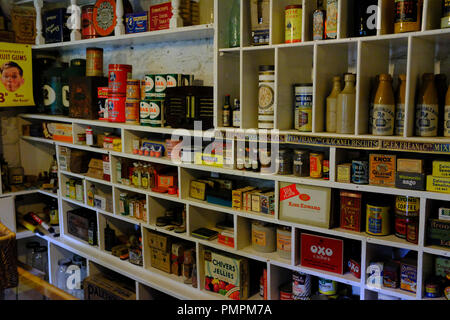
[203,249,249,300]
[340,191,363,232]
[251,192,262,213]
[279,182,332,228]
[300,233,344,274]
[148,231,172,252]
[44,8,70,43]
[190,180,208,201]
[260,191,275,215]
[149,2,172,31]
[435,256,450,278]
[50,123,73,143]
[244,190,260,211]
[218,230,235,248]
[86,158,104,180]
[83,274,136,300]
[395,172,426,190]
[171,242,186,276]
[369,154,396,186]
[11,6,36,44]
[426,175,450,194]
[195,152,223,167]
[432,161,450,178]
[103,136,122,152]
[250,0,270,45]
[150,247,171,273]
[400,259,417,293]
[427,219,450,248]
[397,158,423,173]
[232,186,256,210]
[383,261,400,288]
[59,146,71,171]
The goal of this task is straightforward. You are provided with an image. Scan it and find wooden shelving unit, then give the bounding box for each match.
[1,0,449,301]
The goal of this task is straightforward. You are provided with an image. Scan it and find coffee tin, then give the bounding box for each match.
[108,94,126,123]
[108,64,132,95]
[86,47,103,77]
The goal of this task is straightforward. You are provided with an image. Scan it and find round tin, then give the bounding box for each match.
[144,74,155,98]
[108,94,126,123]
[82,5,97,39]
[294,84,313,132]
[276,226,291,259]
[140,99,163,127]
[285,5,302,43]
[86,47,103,77]
[125,101,140,124]
[351,160,369,184]
[366,203,391,236]
[406,219,419,244]
[126,79,141,100]
[394,196,419,239]
[318,278,337,295]
[292,271,311,300]
[258,65,275,116]
[108,64,132,95]
[279,282,293,300]
[93,0,117,37]
[310,152,323,178]
[293,149,309,177]
[425,280,440,298]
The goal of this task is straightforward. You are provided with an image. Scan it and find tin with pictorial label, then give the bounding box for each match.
[126,79,141,100]
[140,99,163,127]
[144,74,155,99]
[351,160,369,184]
[82,5,97,39]
[108,94,127,123]
[310,152,323,178]
[292,271,311,300]
[318,278,337,295]
[366,203,391,236]
[108,64,132,95]
[258,65,275,116]
[285,5,302,43]
[155,74,167,99]
[294,84,313,132]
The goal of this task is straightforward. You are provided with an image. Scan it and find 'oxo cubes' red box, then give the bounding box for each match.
[300,233,344,274]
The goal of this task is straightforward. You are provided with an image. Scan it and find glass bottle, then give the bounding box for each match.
[336,73,356,134]
[32,245,49,280]
[415,73,439,137]
[373,73,395,136]
[232,98,241,128]
[87,185,96,206]
[395,74,407,136]
[325,0,338,39]
[141,164,149,189]
[49,155,58,188]
[394,0,422,34]
[229,0,240,48]
[445,85,450,137]
[223,94,231,127]
[313,0,326,40]
[326,76,342,132]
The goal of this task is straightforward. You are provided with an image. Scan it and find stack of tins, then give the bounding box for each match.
[108,64,132,122]
[125,80,141,124]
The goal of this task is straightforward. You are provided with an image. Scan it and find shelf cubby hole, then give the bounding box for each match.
[63,200,98,247]
[60,174,84,204]
[217,51,241,128]
[242,48,275,129]
[276,45,314,131]
[86,180,113,214]
[72,123,120,150]
[315,41,358,134]
[122,129,173,158]
[424,198,450,251]
[114,186,147,223]
[148,196,186,233]
[420,252,448,300]
[137,282,178,300]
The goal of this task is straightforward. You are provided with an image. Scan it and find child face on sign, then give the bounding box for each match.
[1,66,24,92]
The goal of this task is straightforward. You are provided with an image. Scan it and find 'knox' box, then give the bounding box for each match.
[69,76,108,119]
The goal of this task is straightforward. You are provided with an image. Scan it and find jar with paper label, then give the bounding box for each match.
[326,76,342,132]
[373,74,395,136]
[336,73,356,134]
[394,0,422,34]
[445,85,450,137]
[294,83,313,132]
[415,73,439,137]
[258,65,275,128]
[395,74,407,136]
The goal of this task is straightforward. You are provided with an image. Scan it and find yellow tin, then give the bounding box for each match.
[366,203,391,236]
[395,196,420,214]
[432,161,450,178]
[310,152,323,178]
[285,5,302,43]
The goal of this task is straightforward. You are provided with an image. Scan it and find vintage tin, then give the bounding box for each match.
[93,0,117,37]
[369,154,397,186]
[326,0,338,39]
[258,66,275,116]
[82,5,97,39]
[366,203,391,236]
[313,6,325,40]
[432,160,450,178]
[293,150,309,177]
[406,220,419,244]
[318,278,337,295]
[125,101,140,124]
[310,152,323,178]
[276,226,291,259]
[351,160,369,184]
[400,259,417,293]
[44,8,70,43]
[251,221,276,253]
[279,282,293,300]
[425,279,441,298]
[277,149,293,175]
[323,160,329,180]
[144,74,155,98]
[108,64,132,95]
[155,74,168,98]
[337,163,352,183]
[394,196,419,239]
[285,5,302,43]
[10,6,36,44]
[149,2,172,31]
[294,84,313,132]
[292,271,311,300]
[383,261,400,288]
[125,12,148,34]
[86,47,103,77]
[140,99,163,127]
[126,79,141,100]
[108,94,126,123]
[98,87,109,120]
[340,191,363,232]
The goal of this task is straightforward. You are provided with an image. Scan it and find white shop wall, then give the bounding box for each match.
[59,39,215,86]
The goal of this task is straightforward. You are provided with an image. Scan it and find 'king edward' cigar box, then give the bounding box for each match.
[69,76,108,119]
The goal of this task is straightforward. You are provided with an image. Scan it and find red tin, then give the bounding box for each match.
[108,94,126,123]
[108,64,132,95]
[82,5,98,39]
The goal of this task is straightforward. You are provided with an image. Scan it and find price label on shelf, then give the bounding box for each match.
[0,42,35,107]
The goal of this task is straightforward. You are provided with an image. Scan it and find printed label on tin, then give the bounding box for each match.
[155,75,167,93]
[373,104,395,135]
[149,101,161,119]
[395,0,418,23]
[415,104,438,135]
[285,7,302,43]
[144,75,155,93]
[166,74,179,88]
[62,85,69,107]
[43,84,56,106]
[252,229,267,247]
[258,84,274,113]
[140,101,151,124]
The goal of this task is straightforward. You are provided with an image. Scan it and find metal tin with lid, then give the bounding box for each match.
[86,47,103,76]
[351,160,369,184]
[285,5,303,43]
[258,65,275,117]
[294,83,313,132]
[366,202,391,236]
[310,152,323,178]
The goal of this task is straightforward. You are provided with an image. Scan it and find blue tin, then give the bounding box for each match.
[125,12,148,34]
[44,8,70,43]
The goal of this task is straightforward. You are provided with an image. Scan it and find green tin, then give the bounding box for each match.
[154,74,167,99]
[144,74,155,99]
[140,99,163,127]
